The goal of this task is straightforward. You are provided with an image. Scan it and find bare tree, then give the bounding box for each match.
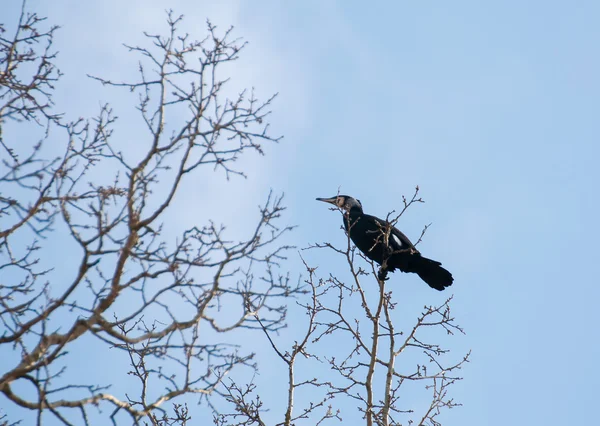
[1,4,468,426]
[216,188,469,426]
[1,4,299,425]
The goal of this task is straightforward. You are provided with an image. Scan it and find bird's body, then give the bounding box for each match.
[317,195,453,291]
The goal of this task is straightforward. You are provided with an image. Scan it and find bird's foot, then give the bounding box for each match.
[377,268,389,282]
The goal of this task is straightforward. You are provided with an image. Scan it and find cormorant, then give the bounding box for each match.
[316,195,453,291]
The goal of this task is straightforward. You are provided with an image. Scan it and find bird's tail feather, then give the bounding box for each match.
[408,255,454,291]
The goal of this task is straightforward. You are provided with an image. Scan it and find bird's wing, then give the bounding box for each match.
[361,214,416,251]
[389,225,416,251]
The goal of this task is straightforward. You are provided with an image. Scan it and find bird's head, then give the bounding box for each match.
[316,195,362,212]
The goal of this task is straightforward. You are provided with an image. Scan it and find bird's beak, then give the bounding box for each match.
[316,196,337,205]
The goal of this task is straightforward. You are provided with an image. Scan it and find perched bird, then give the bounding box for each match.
[316,195,453,291]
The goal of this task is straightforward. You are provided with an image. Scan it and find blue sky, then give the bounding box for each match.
[3,0,600,424]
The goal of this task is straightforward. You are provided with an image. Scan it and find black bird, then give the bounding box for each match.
[316,195,453,291]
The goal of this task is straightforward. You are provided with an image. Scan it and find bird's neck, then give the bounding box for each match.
[343,207,363,230]
[348,206,363,218]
